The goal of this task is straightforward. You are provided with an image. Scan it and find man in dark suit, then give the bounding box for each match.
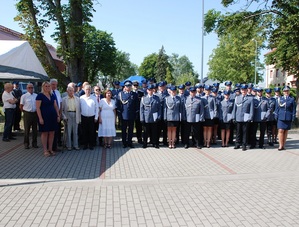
[116,80,138,148]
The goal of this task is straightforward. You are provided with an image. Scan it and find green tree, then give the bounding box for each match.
[165,67,175,85]
[139,53,158,79]
[84,26,117,83]
[114,50,137,81]
[206,0,299,115]
[15,0,94,84]
[168,53,197,81]
[205,9,267,84]
[155,46,169,82]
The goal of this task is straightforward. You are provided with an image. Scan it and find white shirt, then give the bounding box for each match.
[52,89,62,109]
[2,91,16,109]
[80,95,99,119]
[20,92,37,112]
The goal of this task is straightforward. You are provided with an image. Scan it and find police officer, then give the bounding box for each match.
[265,88,276,146]
[164,86,182,148]
[246,83,256,149]
[176,84,187,144]
[156,81,169,146]
[224,81,235,144]
[252,88,270,149]
[116,80,138,148]
[219,90,234,147]
[232,84,254,151]
[184,81,192,96]
[184,87,204,149]
[275,86,297,150]
[141,79,148,95]
[140,84,161,149]
[112,81,122,99]
[273,87,281,144]
[202,85,217,148]
[132,81,144,144]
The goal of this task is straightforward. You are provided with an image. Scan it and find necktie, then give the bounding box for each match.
[191,97,193,102]
[97,95,99,103]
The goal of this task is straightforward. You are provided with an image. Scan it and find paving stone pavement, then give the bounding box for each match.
[0,131,299,227]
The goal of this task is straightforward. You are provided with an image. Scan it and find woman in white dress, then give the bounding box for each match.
[98,90,116,148]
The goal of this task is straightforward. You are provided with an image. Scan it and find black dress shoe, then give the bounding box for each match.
[32,145,39,148]
[196,146,202,149]
[2,138,10,142]
[259,146,265,149]
[155,145,160,149]
[184,144,189,149]
[25,146,30,149]
[142,144,147,149]
[234,145,240,149]
[242,146,247,151]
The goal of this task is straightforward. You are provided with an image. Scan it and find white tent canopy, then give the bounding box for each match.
[0,40,48,81]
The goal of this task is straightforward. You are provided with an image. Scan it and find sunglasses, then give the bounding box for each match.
[95,89,100,91]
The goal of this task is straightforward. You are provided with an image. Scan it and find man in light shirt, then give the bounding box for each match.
[80,84,99,150]
[20,83,38,149]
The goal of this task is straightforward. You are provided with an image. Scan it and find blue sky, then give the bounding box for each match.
[0,0,264,79]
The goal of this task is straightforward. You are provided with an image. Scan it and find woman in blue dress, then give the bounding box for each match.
[36,81,60,157]
[275,86,297,151]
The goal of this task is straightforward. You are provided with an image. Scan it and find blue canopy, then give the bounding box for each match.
[121,75,146,86]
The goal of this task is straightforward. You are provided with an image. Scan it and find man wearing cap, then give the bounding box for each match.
[140,84,161,149]
[176,84,187,144]
[184,86,204,149]
[116,80,138,148]
[195,83,204,97]
[232,84,254,151]
[155,81,169,146]
[184,81,192,96]
[76,82,83,96]
[252,88,270,149]
[132,81,144,144]
[12,81,23,131]
[265,88,276,146]
[246,83,256,149]
[141,79,148,95]
[275,86,296,150]
[20,83,38,149]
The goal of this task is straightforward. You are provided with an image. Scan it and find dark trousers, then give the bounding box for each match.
[229,123,235,143]
[135,119,142,142]
[184,122,200,146]
[247,122,256,147]
[143,122,158,146]
[81,115,95,147]
[13,104,22,130]
[158,120,167,144]
[53,121,62,151]
[23,111,38,147]
[94,120,103,146]
[266,121,275,143]
[3,108,15,140]
[253,122,267,147]
[176,121,187,144]
[235,122,249,147]
[122,120,134,146]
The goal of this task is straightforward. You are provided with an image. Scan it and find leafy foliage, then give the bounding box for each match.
[139,53,158,79]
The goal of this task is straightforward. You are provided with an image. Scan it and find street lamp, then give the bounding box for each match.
[200,0,204,83]
[252,39,258,85]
